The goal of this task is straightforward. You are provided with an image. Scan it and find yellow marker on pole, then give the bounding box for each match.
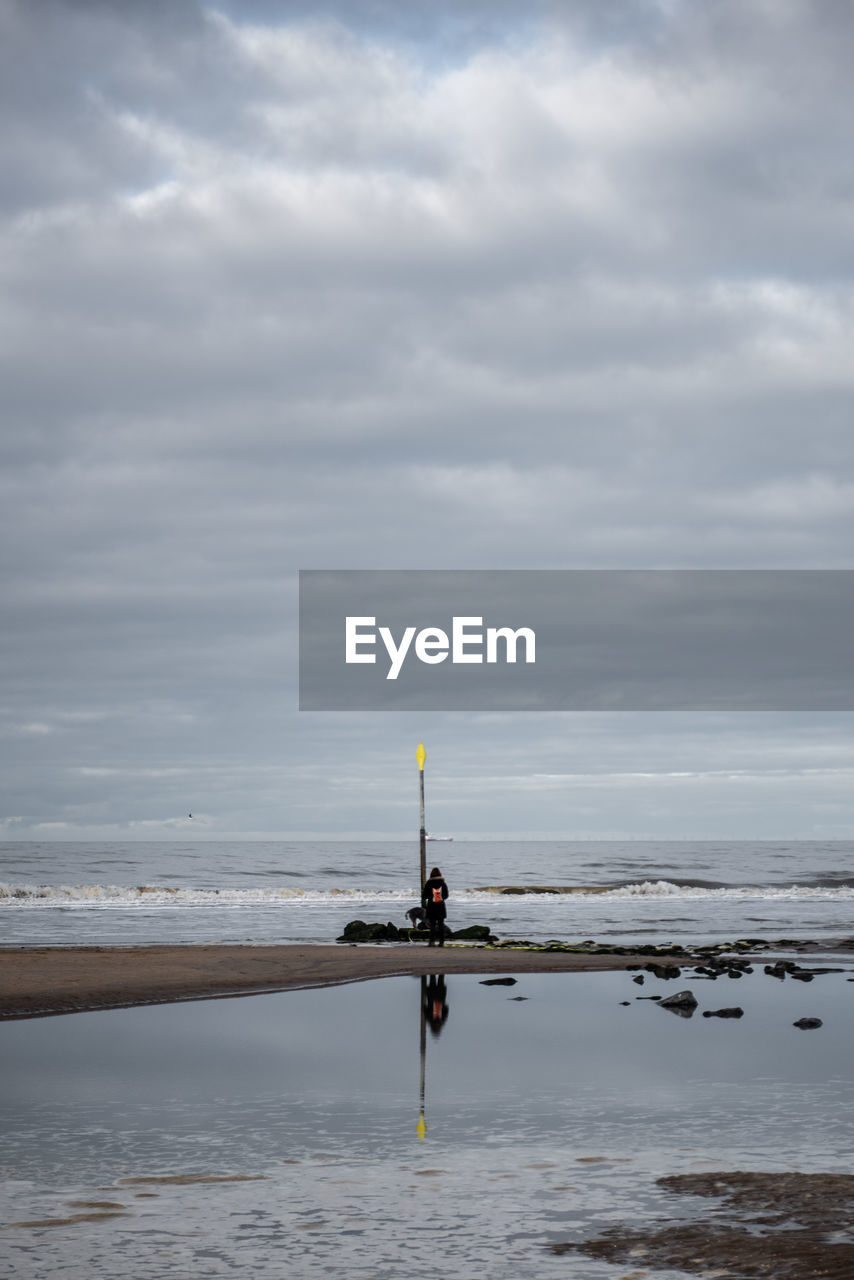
[417,743,427,889]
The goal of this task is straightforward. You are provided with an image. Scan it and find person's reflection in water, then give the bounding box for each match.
[423,974,449,1038]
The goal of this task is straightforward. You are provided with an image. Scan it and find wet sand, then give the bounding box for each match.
[0,942,679,1019]
[553,1171,854,1279]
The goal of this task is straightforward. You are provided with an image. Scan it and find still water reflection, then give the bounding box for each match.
[418,974,450,1141]
[2,968,854,1278]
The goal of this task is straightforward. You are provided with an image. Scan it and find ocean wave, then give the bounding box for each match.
[0,884,422,907]
[610,879,854,899]
[2,880,854,908]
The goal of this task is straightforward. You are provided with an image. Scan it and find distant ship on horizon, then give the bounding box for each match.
[425,832,453,842]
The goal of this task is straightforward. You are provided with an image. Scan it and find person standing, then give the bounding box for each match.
[422,866,449,947]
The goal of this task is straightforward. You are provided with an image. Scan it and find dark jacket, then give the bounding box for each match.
[421,874,449,918]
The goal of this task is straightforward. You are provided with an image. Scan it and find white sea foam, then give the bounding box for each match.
[610,879,854,899]
[0,883,421,907]
[1,880,853,908]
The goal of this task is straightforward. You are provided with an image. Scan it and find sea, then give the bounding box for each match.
[1,838,853,948]
[4,839,854,1279]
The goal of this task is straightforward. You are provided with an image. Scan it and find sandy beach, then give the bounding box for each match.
[0,942,682,1020]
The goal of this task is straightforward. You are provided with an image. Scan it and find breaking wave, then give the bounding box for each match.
[604,879,854,898]
[0,884,423,907]
[2,880,854,908]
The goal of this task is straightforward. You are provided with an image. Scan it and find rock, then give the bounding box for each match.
[659,989,698,1009]
[645,964,681,980]
[764,959,842,983]
[336,920,397,942]
[480,977,517,986]
[702,1007,744,1018]
[658,990,698,1015]
[450,924,495,941]
[793,1017,823,1030]
[335,919,496,943]
[693,954,752,979]
[632,975,645,985]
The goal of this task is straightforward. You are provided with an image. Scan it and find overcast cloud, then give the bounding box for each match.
[2,0,854,840]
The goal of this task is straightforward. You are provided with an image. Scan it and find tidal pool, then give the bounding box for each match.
[2,967,854,1278]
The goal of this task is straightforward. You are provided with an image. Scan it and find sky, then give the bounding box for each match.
[2,0,854,841]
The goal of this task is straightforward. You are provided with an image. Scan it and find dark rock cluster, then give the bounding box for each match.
[336,919,497,943]
[623,943,847,1027]
[764,959,845,981]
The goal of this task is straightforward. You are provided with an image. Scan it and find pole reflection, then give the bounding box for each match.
[417,974,450,1141]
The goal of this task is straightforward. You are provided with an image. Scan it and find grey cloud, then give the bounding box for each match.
[0,0,212,214]
[4,708,853,839]
[2,0,854,836]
